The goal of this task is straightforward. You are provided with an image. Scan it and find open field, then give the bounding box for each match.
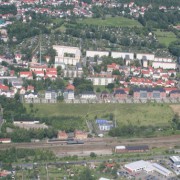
[154,29,177,47]
[77,17,142,27]
[25,103,174,127]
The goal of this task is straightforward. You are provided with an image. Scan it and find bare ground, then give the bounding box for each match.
[170,104,180,116]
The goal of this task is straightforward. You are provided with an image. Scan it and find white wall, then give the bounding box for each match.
[53,45,81,58]
[154,57,173,62]
[136,53,155,61]
[87,77,114,85]
[111,52,134,59]
[152,62,177,69]
[86,51,109,57]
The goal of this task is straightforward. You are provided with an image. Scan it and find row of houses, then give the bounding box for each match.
[58,130,88,140]
[20,65,57,80]
[86,50,176,68]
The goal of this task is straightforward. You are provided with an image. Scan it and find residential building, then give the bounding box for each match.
[74,130,87,140]
[19,71,32,78]
[136,53,155,61]
[170,90,180,98]
[45,91,57,100]
[24,92,38,99]
[0,138,11,143]
[114,89,127,99]
[57,131,68,140]
[133,88,166,99]
[87,76,114,86]
[63,90,75,100]
[80,91,96,99]
[96,119,114,131]
[111,52,134,60]
[53,45,81,66]
[152,61,177,69]
[86,50,109,57]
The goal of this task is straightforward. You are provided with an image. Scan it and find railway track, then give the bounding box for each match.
[0,135,180,151]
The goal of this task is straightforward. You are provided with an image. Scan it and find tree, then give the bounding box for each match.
[90,152,97,158]
[75,168,95,180]
[112,69,120,75]
[57,66,62,76]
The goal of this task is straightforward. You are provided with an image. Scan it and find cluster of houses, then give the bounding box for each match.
[0,44,179,101]
[1,0,179,28]
[20,64,57,80]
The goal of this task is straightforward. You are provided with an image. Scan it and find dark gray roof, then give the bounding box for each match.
[126,145,149,151]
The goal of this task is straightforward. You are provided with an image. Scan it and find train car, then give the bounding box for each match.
[47,138,67,143]
[67,140,84,145]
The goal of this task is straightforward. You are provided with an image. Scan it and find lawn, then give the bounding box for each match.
[77,16,142,27]
[154,29,177,47]
[26,103,174,127]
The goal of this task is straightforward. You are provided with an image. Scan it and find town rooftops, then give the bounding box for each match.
[114,89,126,94]
[170,90,180,94]
[81,91,95,95]
[96,119,109,124]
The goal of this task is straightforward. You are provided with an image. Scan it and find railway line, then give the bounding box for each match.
[0,135,180,152]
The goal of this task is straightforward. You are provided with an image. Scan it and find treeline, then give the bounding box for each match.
[142,9,180,29]
[23,78,65,92]
[42,115,86,132]
[7,21,50,42]
[0,148,55,169]
[0,123,57,142]
[0,95,26,122]
[0,5,17,15]
[73,77,94,94]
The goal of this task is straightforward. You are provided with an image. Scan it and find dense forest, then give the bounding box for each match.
[117,0,180,7]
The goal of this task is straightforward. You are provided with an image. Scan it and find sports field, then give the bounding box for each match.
[77,17,142,27]
[154,29,177,47]
[26,103,175,127]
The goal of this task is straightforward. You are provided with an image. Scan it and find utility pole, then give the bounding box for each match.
[46,163,49,180]
[39,33,42,65]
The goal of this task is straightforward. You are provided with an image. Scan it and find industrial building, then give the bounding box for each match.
[170,156,180,168]
[124,160,172,177]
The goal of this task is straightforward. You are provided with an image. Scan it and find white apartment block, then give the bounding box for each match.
[136,53,155,61]
[86,50,109,57]
[87,77,114,86]
[152,62,177,69]
[53,45,81,66]
[111,52,134,60]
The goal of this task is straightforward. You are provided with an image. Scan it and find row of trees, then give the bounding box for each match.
[0,5,17,15]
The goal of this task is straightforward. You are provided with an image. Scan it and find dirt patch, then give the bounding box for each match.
[170,104,180,116]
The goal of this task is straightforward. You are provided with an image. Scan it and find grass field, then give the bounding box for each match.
[77,17,142,27]
[26,103,175,127]
[154,29,177,47]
